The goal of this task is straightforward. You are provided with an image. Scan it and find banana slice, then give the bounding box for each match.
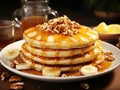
[80,65,98,76]
[42,67,61,77]
[16,63,31,70]
[3,48,20,60]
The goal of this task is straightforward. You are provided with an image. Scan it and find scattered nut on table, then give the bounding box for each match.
[1,71,10,81]
[10,82,24,90]
[9,75,23,82]
[80,83,89,90]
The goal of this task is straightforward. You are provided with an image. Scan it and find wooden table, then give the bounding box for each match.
[0,1,120,89]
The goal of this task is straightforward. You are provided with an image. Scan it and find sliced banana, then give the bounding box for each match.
[80,65,98,76]
[16,63,31,70]
[3,48,20,60]
[42,67,61,77]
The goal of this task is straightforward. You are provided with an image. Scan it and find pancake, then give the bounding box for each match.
[20,51,104,72]
[21,42,95,57]
[23,18,98,49]
[21,40,102,65]
[21,58,81,72]
[18,15,105,76]
[21,48,98,65]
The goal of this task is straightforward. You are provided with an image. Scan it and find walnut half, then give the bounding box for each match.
[1,72,9,81]
[9,76,23,82]
[10,82,24,90]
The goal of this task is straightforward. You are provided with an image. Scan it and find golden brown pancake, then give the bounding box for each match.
[21,42,95,57]
[23,26,98,49]
[19,16,104,75]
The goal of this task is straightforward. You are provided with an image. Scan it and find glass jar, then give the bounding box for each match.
[0,20,15,50]
[13,0,58,35]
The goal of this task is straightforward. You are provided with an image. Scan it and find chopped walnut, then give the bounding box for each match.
[10,61,16,68]
[10,59,19,68]
[10,82,24,90]
[1,72,10,81]
[37,15,81,36]
[104,52,115,61]
[61,74,67,77]
[9,76,23,83]
[80,83,89,90]
[10,55,24,68]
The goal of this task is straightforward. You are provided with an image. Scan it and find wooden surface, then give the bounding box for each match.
[0,1,120,89]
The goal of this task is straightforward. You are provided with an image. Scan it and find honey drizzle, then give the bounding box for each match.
[25,24,98,45]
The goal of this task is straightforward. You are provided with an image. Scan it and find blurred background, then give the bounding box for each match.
[0,0,120,26]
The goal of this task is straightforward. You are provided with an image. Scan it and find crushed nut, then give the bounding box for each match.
[9,76,23,82]
[10,61,16,68]
[10,82,24,90]
[61,74,67,77]
[80,83,89,90]
[104,52,115,61]
[1,72,10,81]
[10,55,24,68]
[37,15,81,36]
[13,60,20,65]
[96,64,103,69]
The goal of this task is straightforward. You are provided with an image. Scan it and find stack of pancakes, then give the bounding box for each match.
[20,16,104,76]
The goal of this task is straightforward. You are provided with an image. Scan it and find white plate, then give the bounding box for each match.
[0,40,120,82]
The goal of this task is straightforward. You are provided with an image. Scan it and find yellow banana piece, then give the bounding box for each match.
[42,67,61,77]
[16,63,31,70]
[80,65,98,76]
[3,48,20,60]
